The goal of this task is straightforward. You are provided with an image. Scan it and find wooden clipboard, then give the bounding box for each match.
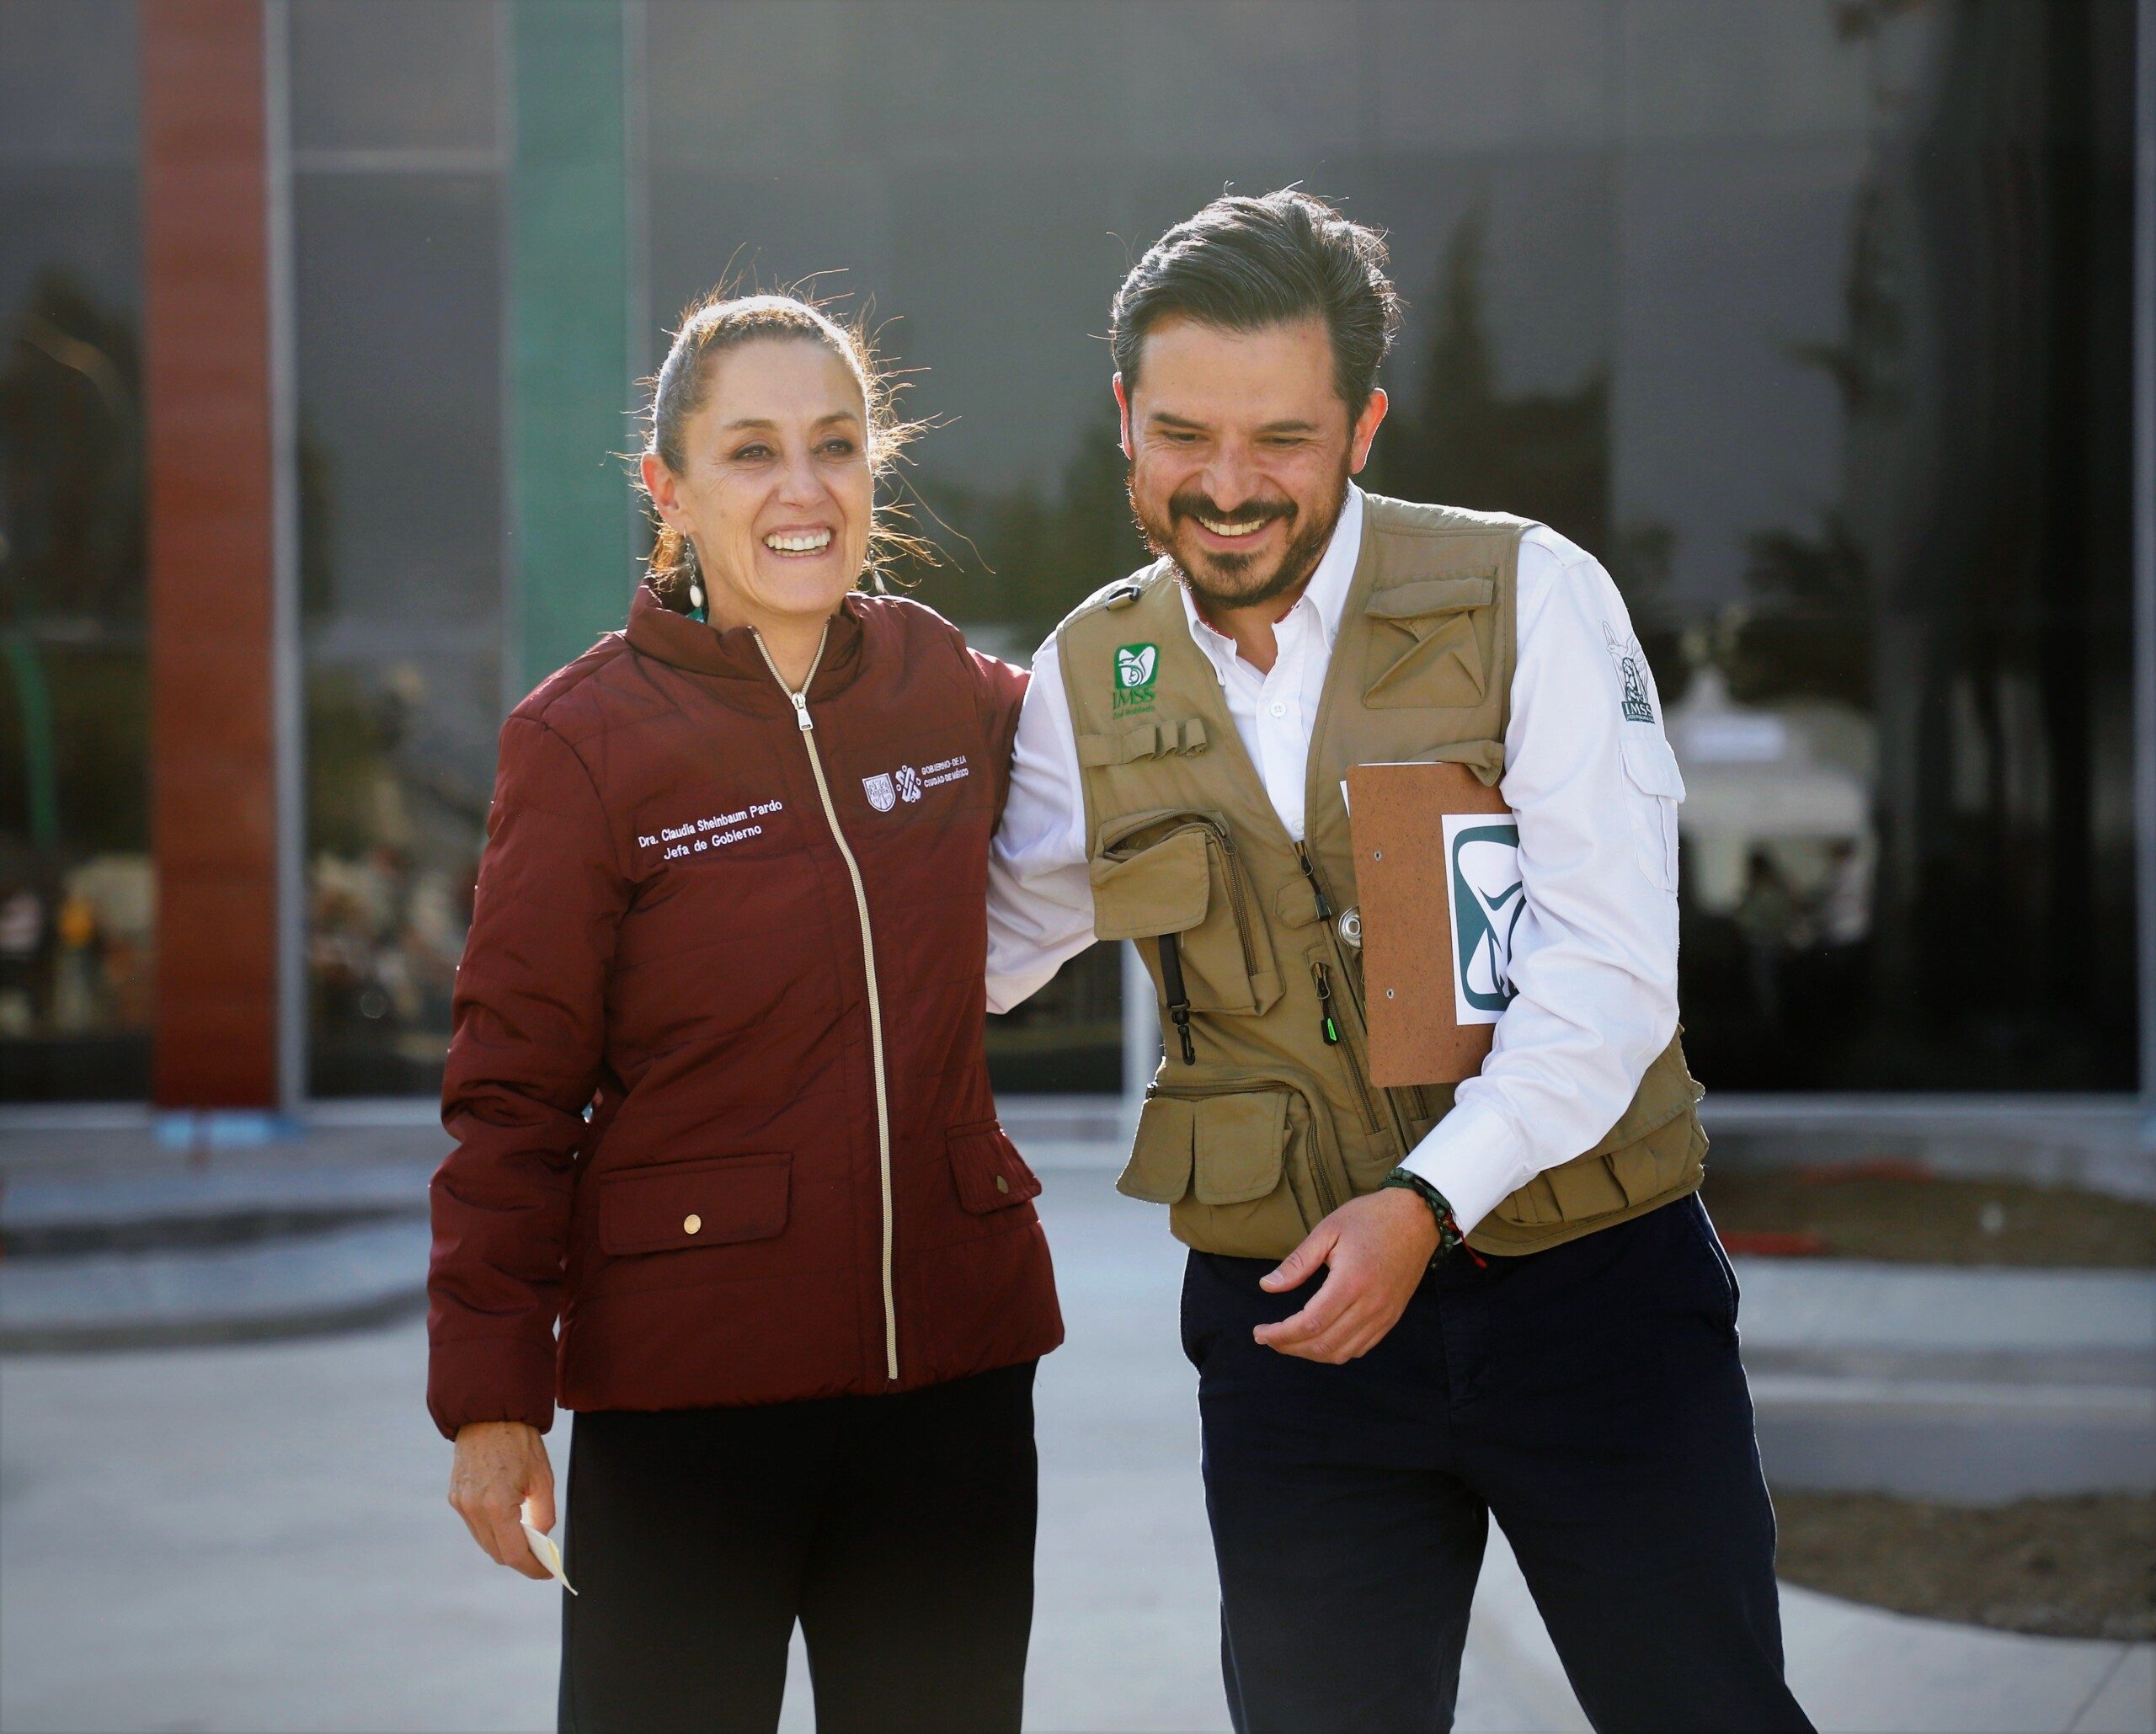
[1345,760,1516,1086]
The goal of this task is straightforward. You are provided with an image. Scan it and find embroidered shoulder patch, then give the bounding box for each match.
[1602,622,1657,724]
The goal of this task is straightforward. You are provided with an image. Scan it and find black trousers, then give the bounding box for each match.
[1183,1195,1814,1734]
[558,1361,1038,1734]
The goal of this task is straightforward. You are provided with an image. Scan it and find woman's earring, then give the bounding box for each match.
[684,540,707,622]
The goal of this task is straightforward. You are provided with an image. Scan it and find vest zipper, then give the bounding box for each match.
[1206,823,1262,980]
[1297,844,1397,1149]
[755,627,899,1385]
[1311,958,1342,1046]
[1311,956,1381,1137]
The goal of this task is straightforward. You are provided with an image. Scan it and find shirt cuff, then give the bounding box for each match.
[1398,1095,1524,1237]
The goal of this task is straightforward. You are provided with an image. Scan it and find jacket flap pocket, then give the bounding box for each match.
[598,1154,790,1255]
[1191,1091,1288,1206]
[947,1120,1042,1214]
[1118,1096,1195,1203]
[1091,828,1211,941]
[1620,734,1687,801]
[1365,575,1495,620]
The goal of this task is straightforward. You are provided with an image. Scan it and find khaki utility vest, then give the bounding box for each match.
[1057,494,1705,1258]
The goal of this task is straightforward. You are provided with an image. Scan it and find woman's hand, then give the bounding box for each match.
[448,1421,555,1579]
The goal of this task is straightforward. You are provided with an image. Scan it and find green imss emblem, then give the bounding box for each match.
[1113,642,1159,714]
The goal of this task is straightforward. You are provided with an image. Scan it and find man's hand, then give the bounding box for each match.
[449,1420,555,1579]
[1252,1187,1442,1363]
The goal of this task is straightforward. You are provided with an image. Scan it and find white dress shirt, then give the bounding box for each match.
[986,484,1686,1236]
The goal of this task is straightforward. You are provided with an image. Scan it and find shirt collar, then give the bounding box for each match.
[1179,483,1365,661]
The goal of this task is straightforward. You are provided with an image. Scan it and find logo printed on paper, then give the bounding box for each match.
[1113,643,1159,713]
[862,773,897,813]
[1603,622,1657,724]
[1444,813,1524,1023]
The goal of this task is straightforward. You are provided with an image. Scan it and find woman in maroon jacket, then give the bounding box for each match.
[428,292,1063,1733]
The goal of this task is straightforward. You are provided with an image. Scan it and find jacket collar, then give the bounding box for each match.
[623,580,868,700]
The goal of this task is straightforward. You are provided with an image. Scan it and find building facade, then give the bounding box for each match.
[1,0,2149,1134]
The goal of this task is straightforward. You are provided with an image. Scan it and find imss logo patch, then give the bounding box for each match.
[1443,814,1524,1024]
[1602,622,1657,724]
[1113,643,1158,714]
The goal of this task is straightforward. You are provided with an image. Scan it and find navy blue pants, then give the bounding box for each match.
[1182,1194,1814,1734]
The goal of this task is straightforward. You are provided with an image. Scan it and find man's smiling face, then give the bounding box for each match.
[1116,313,1386,616]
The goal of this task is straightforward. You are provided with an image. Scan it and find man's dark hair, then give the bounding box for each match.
[1109,189,1403,411]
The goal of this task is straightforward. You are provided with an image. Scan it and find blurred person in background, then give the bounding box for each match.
[427,291,1062,1734]
[989,192,1812,1734]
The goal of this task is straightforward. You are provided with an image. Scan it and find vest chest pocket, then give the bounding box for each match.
[1362,575,1494,710]
[1091,814,1281,1016]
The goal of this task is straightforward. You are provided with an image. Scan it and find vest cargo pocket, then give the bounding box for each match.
[1603,1104,1706,1211]
[1486,1041,1706,1235]
[1091,814,1281,1016]
[1172,1088,1310,1258]
[1361,575,1494,710]
[1190,1091,1289,1204]
[1091,827,1212,941]
[1118,1096,1195,1203]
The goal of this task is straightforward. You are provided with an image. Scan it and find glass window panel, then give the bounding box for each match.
[641,0,2136,1095]
[1366,0,1609,149]
[296,172,502,1096]
[1618,0,2140,1089]
[0,1,137,165]
[290,0,500,157]
[0,0,148,1100]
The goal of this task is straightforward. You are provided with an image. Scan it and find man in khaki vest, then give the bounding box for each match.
[987,191,1812,1734]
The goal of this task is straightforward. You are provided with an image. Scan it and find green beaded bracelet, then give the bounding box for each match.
[1380,1168,1470,1265]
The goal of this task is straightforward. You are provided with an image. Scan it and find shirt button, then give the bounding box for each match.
[683,1214,702,1235]
[1269,701,1286,718]
[995,1175,1010,1193]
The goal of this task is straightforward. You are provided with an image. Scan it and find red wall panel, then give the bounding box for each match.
[142,0,280,1106]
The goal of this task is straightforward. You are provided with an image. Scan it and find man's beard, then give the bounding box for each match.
[1129,461,1351,616]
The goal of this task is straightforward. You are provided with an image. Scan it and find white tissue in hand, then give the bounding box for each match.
[520,1516,577,1595]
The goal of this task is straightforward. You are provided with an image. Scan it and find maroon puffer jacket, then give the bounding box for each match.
[426,585,1063,1438]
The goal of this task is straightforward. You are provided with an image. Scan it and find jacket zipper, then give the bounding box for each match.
[755,627,899,1384]
[1297,844,1397,1148]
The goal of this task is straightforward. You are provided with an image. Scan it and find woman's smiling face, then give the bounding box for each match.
[643,336,875,632]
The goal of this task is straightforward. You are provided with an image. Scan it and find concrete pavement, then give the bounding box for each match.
[8,1122,2153,1503]
[3,1170,2151,1732]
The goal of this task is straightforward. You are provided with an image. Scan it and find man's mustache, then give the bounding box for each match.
[1168,490,1296,531]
